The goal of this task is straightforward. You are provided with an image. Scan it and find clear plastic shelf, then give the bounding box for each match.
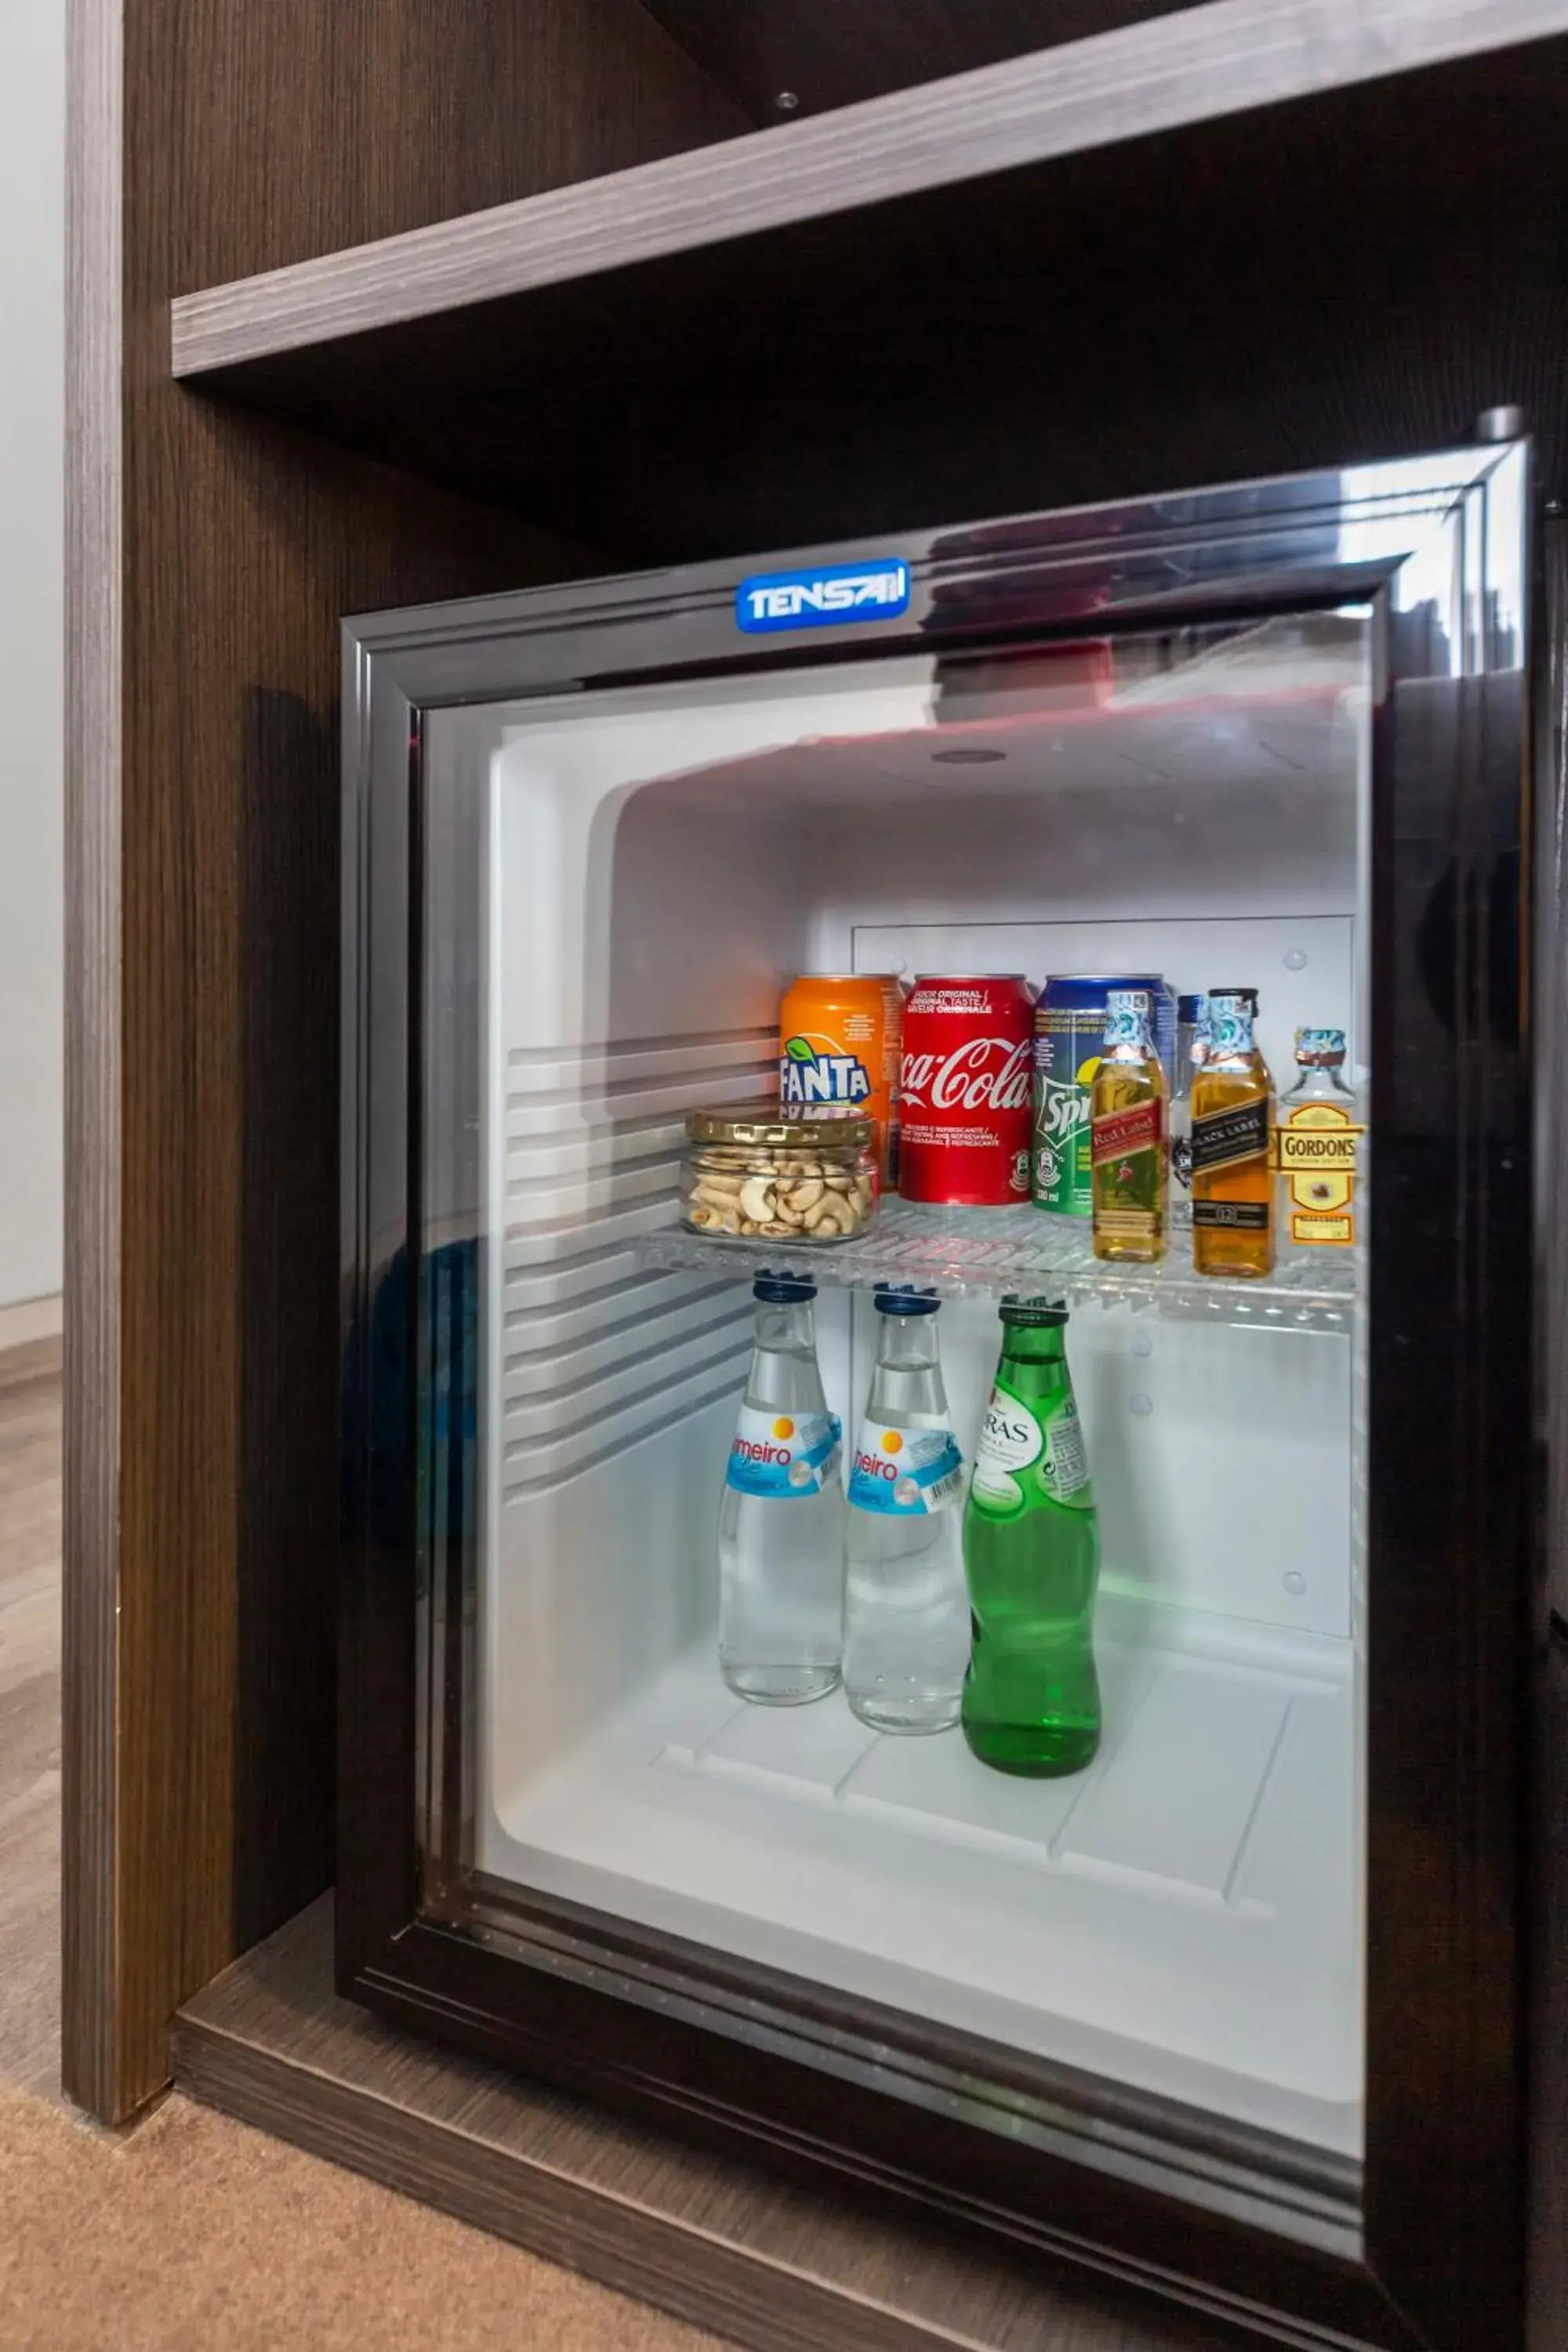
[634,1199,1361,1332]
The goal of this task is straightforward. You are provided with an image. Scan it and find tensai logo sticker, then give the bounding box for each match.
[736,560,911,634]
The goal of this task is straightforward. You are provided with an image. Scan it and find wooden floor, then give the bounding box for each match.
[0,1337,63,2102]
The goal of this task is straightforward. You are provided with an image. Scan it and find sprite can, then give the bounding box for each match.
[1033,975,1174,1216]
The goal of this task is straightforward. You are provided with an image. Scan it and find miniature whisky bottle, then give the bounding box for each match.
[1191,989,1274,1278]
[1090,989,1167,1265]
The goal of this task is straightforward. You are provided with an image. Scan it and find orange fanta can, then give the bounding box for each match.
[779,974,904,1189]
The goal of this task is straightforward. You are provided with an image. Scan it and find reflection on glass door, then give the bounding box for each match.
[415,610,1373,2165]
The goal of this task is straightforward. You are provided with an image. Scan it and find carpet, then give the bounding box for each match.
[0,2083,728,2352]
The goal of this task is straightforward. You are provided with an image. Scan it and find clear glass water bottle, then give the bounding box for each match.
[844,1286,969,1733]
[718,1273,844,1704]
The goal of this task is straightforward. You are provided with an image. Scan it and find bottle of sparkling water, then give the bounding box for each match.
[844,1286,969,1733]
[962,1297,1101,1775]
[719,1273,844,1704]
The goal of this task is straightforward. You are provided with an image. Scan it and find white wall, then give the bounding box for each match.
[0,0,64,1308]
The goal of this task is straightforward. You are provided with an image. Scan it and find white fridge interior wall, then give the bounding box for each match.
[446,615,1370,2157]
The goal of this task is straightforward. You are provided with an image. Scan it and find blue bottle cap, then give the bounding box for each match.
[1178,993,1206,1022]
[873,1283,942,1316]
[753,1272,817,1305]
[1104,989,1152,1046]
[1295,1026,1347,1062]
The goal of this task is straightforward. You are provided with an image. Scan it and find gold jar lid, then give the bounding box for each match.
[687,1109,873,1149]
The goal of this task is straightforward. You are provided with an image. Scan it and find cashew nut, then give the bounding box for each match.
[784,1179,823,1214]
[804,1192,855,1236]
[739,1177,777,1224]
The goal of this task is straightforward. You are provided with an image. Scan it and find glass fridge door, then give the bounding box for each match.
[341,446,1532,2352]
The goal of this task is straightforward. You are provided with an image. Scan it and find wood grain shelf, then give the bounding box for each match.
[170,0,1568,382]
[167,2,1568,572]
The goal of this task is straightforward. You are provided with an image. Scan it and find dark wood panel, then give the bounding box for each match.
[177,1898,1254,2352]
[65,0,740,2124]
[195,44,1568,569]
[1529,521,1568,2347]
[168,0,748,285]
[638,0,1200,120]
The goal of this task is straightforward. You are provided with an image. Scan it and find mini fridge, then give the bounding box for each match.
[338,441,1562,2350]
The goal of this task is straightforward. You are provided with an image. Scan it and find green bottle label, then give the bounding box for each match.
[970,1377,1094,1514]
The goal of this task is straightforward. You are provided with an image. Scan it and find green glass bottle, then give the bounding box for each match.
[961,1297,1101,1776]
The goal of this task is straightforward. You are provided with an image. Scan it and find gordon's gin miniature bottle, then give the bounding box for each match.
[1278,1026,1363,1251]
[719,1274,844,1704]
[1089,989,1167,1263]
[843,1287,968,1733]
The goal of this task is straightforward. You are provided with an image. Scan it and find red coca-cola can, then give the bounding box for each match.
[898,975,1034,1205]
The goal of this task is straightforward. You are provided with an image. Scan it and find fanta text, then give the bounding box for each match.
[781,1051,871,1105]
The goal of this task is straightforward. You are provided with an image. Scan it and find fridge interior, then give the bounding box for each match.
[425,614,1372,2165]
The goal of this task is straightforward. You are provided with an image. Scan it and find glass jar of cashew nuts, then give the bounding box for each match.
[681,1112,878,1244]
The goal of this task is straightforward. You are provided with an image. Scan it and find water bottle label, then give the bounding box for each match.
[848,1419,965,1516]
[725,1406,841,1499]
[971,1382,1092,1511]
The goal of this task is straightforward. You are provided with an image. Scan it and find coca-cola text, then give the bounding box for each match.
[900,1036,1032,1115]
[898,976,1033,1206]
